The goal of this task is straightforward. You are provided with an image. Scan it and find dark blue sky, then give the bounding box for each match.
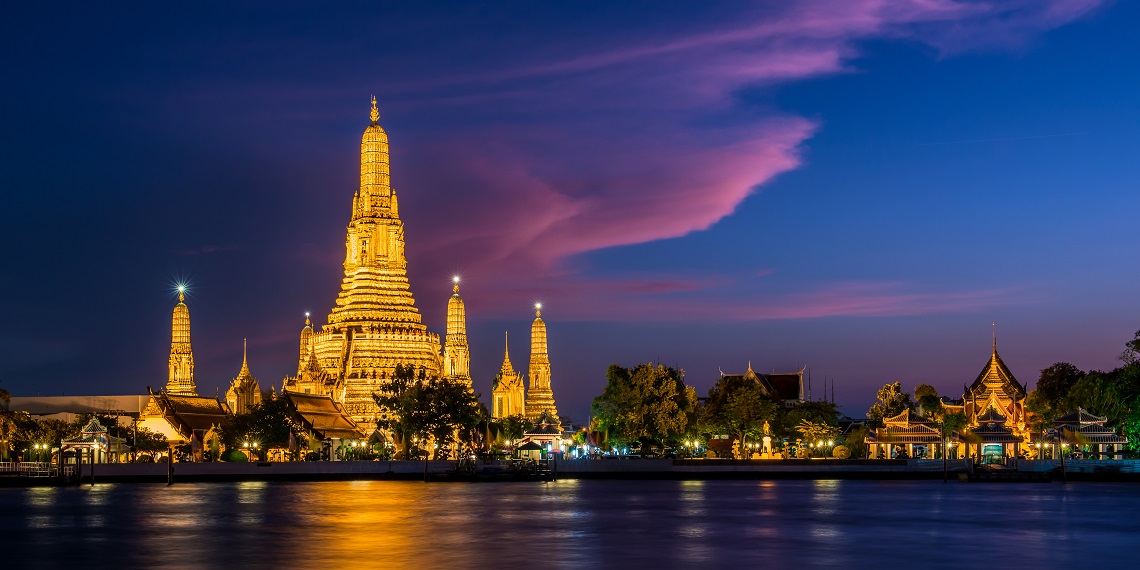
[2,1,1136,421]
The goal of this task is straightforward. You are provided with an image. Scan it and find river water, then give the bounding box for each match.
[2,479,1137,569]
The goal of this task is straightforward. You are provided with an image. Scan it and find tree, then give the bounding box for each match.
[796,419,839,448]
[591,364,696,449]
[221,396,298,460]
[374,364,484,459]
[424,376,484,459]
[497,415,533,443]
[701,374,780,450]
[843,426,870,459]
[867,382,913,424]
[375,364,433,459]
[1036,362,1085,411]
[1122,329,1140,365]
[1063,372,1126,424]
[914,384,942,419]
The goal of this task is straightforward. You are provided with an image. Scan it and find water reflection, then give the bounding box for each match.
[3,480,1140,568]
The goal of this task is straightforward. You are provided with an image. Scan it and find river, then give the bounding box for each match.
[2,479,1136,568]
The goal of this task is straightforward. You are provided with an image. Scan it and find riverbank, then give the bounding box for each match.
[6,458,1140,486]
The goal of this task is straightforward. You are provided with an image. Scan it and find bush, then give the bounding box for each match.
[223,449,249,462]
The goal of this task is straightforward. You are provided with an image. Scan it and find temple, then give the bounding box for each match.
[166,286,196,396]
[717,364,806,408]
[443,277,471,388]
[492,333,526,418]
[139,288,229,442]
[941,338,1032,462]
[225,339,262,415]
[524,304,559,422]
[294,97,443,424]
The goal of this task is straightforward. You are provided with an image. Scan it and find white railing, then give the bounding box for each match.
[0,462,53,476]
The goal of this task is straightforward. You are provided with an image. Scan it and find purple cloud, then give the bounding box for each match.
[354,1,1106,320]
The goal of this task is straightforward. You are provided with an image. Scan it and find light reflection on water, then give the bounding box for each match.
[2,480,1138,569]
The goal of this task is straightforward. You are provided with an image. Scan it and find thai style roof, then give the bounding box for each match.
[62,419,126,450]
[1054,407,1107,426]
[866,429,942,444]
[721,365,804,402]
[526,410,563,435]
[284,391,366,440]
[867,415,943,444]
[976,406,1008,424]
[517,441,543,451]
[80,418,107,434]
[147,391,230,439]
[526,424,563,436]
[968,345,1026,400]
[884,409,933,426]
[971,423,1022,443]
[1057,424,1128,445]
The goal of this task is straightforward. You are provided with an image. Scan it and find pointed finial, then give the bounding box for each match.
[453,275,460,294]
[370,95,379,123]
[992,321,997,353]
[535,302,542,318]
[243,338,248,365]
[176,284,186,303]
[747,360,752,372]
[504,331,509,356]
[305,312,311,327]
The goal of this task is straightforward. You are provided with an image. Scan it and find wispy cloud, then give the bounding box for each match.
[345,1,1105,321]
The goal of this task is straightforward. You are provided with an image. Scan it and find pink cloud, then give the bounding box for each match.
[354,1,1105,321]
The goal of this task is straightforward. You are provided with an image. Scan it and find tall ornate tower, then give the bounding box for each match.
[492,332,526,418]
[166,286,197,395]
[297,313,313,375]
[443,276,471,386]
[226,339,262,415]
[307,97,442,423]
[525,304,558,421]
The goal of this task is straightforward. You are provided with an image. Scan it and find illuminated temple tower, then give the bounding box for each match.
[225,339,262,415]
[299,97,443,423]
[443,277,471,387]
[166,287,197,396]
[492,333,525,418]
[525,304,559,422]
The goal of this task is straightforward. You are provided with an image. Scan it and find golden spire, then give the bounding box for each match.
[500,331,515,375]
[444,275,470,381]
[167,286,196,396]
[526,302,558,422]
[370,95,379,124]
[239,338,250,377]
[297,313,314,376]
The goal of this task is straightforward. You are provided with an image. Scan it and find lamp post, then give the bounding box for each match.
[1060,442,1069,483]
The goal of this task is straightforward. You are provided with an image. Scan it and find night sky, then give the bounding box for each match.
[3,1,1137,422]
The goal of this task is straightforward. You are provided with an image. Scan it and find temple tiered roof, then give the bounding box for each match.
[284,392,365,440]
